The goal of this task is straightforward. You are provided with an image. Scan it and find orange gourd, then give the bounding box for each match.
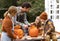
[14,25,21,29]
[14,25,24,39]
[29,24,39,37]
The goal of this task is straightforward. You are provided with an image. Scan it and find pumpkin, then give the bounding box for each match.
[14,25,21,29]
[14,25,24,39]
[29,24,39,37]
[14,29,24,39]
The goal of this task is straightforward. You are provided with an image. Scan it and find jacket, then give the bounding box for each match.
[2,16,16,39]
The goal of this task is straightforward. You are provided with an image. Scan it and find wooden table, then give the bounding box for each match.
[13,33,60,41]
[13,36,44,41]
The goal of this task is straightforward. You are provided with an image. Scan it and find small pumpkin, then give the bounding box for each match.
[14,25,21,29]
[29,24,39,37]
[14,25,24,39]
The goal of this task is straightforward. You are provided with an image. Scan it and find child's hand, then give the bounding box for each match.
[16,36,19,39]
[39,27,43,30]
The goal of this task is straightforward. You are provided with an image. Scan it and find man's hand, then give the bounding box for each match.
[24,25,28,28]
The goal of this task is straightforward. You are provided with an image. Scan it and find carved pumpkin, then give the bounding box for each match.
[14,29,24,39]
[14,25,21,29]
[29,25,39,37]
[14,25,24,39]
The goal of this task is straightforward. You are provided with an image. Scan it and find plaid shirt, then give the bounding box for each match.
[44,19,55,35]
[12,7,30,26]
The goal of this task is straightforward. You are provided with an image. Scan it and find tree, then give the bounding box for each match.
[0,0,17,8]
[0,0,17,18]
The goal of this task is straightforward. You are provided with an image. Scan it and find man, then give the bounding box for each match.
[34,12,57,41]
[12,2,31,34]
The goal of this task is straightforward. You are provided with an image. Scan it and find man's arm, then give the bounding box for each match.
[13,14,25,26]
[14,7,25,26]
[24,13,30,25]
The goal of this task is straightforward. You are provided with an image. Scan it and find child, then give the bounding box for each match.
[35,12,57,41]
[1,6,17,41]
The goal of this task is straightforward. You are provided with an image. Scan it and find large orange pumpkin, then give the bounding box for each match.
[14,25,24,39]
[29,25,39,37]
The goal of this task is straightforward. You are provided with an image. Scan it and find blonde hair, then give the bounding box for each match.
[4,6,17,17]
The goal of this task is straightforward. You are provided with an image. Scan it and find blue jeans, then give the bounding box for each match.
[1,32,11,41]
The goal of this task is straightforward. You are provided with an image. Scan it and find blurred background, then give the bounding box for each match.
[0,0,44,22]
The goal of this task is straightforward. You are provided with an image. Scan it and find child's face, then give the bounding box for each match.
[40,19,46,24]
[40,19,46,22]
[11,12,16,16]
[11,13,16,16]
[11,11,17,16]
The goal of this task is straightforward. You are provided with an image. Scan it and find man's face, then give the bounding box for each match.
[26,8,30,12]
[23,7,30,12]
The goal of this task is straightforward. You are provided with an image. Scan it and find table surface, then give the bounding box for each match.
[13,33,60,41]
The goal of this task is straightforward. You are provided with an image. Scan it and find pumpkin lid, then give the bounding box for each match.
[14,25,21,29]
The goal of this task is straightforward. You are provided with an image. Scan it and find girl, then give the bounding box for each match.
[35,12,57,41]
[1,6,17,41]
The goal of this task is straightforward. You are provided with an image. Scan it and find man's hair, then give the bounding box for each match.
[21,2,31,8]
